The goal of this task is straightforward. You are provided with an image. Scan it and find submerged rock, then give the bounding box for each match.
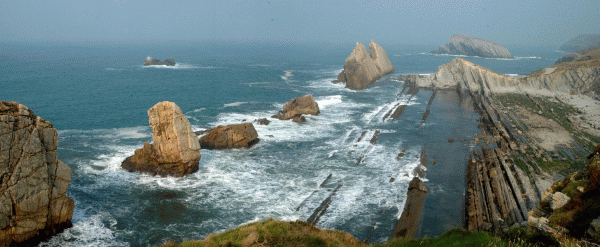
[0,101,74,246]
[272,95,319,121]
[431,35,512,58]
[122,101,201,177]
[143,56,176,66]
[336,41,394,90]
[199,123,259,149]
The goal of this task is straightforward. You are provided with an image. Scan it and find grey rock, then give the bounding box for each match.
[431,35,512,58]
[143,56,176,66]
[550,192,570,210]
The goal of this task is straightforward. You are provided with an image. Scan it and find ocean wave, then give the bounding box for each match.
[224,102,247,107]
[141,63,220,69]
[39,213,128,247]
[421,52,544,61]
[58,126,151,140]
[280,70,293,81]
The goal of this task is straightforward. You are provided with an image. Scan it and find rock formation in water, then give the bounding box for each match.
[272,95,320,122]
[418,48,600,97]
[121,101,201,177]
[199,123,259,149]
[560,34,600,53]
[392,177,428,239]
[555,46,599,64]
[430,35,512,58]
[0,101,74,246]
[143,57,176,66]
[336,41,394,90]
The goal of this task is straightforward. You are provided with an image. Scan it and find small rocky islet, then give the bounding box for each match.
[430,34,513,58]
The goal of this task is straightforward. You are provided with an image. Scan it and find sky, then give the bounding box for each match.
[1,0,599,47]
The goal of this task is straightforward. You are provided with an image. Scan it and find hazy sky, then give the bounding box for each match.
[1,0,599,47]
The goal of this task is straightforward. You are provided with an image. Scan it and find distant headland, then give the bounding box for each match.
[430,35,512,58]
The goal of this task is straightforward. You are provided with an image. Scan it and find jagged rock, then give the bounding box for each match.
[587,217,600,241]
[0,101,74,246]
[392,177,428,239]
[199,123,259,149]
[143,56,176,66]
[560,34,600,53]
[122,101,200,177]
[550,192,570,210]
[431,35,512,58]
[254,118,270,125]
[272,95,319,121]
[336,41,394,90]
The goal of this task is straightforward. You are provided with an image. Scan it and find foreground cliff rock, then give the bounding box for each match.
[272,95,320,122]
[430,35,512,58]
[560,34,600,53]
[392,177,428,239]
[143,56,176,66]
[0,101,74,246]
[199,123,259,149]
[336,41,394,90]
[122,101,200,177]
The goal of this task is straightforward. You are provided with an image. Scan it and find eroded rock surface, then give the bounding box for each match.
[392,177,428,239]
[272,95,319,122]
[122,101,200,177]
[430,35,512,58]
[0,101,74,246]
[336,41,394,90]
[199,123,259,149]
[143,57,176,66]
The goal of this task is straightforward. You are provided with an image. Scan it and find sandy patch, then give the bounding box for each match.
[557,94,600,137]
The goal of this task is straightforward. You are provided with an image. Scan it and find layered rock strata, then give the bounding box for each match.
[143,57,176,66]
[431,35,512,58]
[560,34,600,53]
[0,101,74,246]
[336,41,394,90]
[199,123,259,149]
[122,101,200,177]
[555,47,599,64]
[392,177,428,239]
[272,95,320,122]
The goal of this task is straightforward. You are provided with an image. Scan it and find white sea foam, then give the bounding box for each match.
[224,101,247,107]
[280,70,293,81]
[40,214,128,247]
[316,95,343,109]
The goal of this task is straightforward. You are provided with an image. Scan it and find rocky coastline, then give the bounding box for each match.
[430,35,512,58]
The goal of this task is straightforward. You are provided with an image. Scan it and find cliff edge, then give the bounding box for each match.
[337,41,394,90]
[0,101,74,246]
[430,35,512,58]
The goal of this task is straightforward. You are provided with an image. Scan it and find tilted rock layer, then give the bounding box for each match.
[122,101,200,177]
[272,95,320,122]
[337,41,394,90]
[0,101,74,246]
[199,123,259,149]
[143,56,176,66]
[431,35,512,58]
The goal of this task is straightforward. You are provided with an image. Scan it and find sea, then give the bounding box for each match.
[0,42,563,246]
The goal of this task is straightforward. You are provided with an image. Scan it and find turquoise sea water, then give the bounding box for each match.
[0,42,562,246]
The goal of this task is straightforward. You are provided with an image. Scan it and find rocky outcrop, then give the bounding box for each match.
[199,123,259,149]
[560,34,600,53]
[272,95,319,122]
[418,54,600,97]
[143,57,176,66]
[431,35,512,58]
[555,47,599,64]
[121,101,200,177]
[0,101,74,246]
[336,41,394,90]
[392,177,428,239]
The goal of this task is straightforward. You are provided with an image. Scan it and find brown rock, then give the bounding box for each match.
[392,177,428,239]
[199,123,259,149]
[272,95,319,121]
[448,138,454,142]
[337,41,394,90]
[122,101,201,177]
[254,118,270,125]
[0,101,74,246]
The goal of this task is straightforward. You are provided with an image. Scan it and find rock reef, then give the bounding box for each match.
[336,41,394,90]
[272,95,320,122]
[0,101,74,246]
[143,56,176,66]
[121,101,200,177]
[430,35,512,58]
[560,34,600,53]
[199,123,259,149]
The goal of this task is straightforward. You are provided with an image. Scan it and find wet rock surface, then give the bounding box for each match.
[199,123,259,149]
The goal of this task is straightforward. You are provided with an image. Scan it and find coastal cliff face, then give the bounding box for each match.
[337,41,394,90]
[121,101,201,177]
[418,51,600,97]
[559,34,600,53]
[555,46,599,64]
[431,35,512,58]
[143,57,176,66]
[0,101,74,246]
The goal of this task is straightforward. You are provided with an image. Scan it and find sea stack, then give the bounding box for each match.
[143,57,176,66]
[431,35,512,58]
[121,101,201,177]
[0,101,74,246]
[272,94,320,122]
[336,41,394,90]
[199,123,259,149]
